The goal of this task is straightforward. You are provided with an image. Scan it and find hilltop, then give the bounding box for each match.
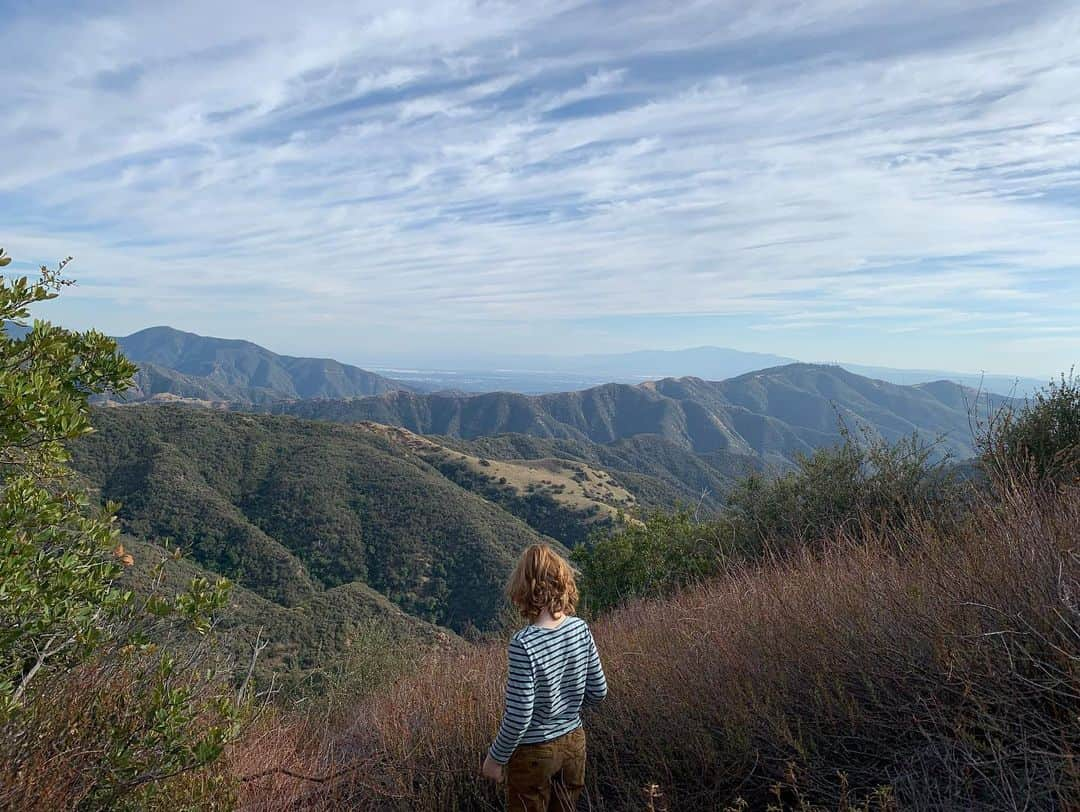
[110,326,412,404]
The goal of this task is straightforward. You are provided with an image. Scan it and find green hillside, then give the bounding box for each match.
[71,404,732,675]
[72,406,550,633]
[117,534,448,683]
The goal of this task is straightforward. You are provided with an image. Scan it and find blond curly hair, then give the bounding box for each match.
[506,544,579,621]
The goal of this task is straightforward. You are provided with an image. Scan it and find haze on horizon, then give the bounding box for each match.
[2,0,1078,377]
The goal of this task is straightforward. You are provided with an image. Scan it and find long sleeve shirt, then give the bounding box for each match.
[488,615,608,764]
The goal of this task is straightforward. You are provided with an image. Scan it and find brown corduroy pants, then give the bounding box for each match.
[505,727,586,811]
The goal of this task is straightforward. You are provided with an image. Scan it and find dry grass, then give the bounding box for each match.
[230,482,1080,811]
[0,650,238,811]
[360,422,637,521]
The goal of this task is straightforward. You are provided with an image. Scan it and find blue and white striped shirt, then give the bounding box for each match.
[489,615,608,764]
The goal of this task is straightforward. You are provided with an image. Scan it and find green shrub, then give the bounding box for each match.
[573,509,745,615]
[290,620,427,718]
[980,371,1080,487]
[575,428,959,615]
[725,427,959,554]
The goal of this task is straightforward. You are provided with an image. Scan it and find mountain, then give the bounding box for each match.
[71,404,743,667]
[112,326,411,404]
[266,363,1006,468]
[5,321,1041,399]
[72,406,549,635]
[357,346,797,394]
[556,348,1042,398]
[359,347,1040,397]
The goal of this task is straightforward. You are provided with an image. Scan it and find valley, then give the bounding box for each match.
[72,340,1012,682]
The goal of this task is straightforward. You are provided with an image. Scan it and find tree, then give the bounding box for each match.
[0,248,240,809]
[572,509,739,615]
[0,249,141,706]
[575,428,960,615]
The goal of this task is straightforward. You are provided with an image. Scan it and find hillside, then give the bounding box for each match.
[117,534,449,682]
[72,404,750,674]
[110,326,410,404]
[359,423,641,545]
[436,432,752,513]
[266,364,1004,468]
[72,406,551,636]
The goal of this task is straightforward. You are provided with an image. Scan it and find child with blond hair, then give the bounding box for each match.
[481,544,608,811]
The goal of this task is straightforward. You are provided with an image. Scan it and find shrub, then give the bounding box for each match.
[575,429,959,614]
[980,371,1080,487]
[572,509,745,615]
[724,427,959,554]
[287,619,429,720]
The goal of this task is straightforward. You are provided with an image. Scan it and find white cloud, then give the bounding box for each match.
[1,0,1078,372]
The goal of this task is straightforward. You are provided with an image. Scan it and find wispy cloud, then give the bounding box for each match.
[2,0,1078,374]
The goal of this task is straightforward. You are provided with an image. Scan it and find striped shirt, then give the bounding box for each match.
[489,615,608,764]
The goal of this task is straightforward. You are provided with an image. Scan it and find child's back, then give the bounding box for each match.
[489,615,607,764]
[481,545,608,811]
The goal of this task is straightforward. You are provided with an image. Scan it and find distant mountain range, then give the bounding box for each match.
[366,347,1047,397]
[0,324,410,404]
[2,321,1044,400]
[4,320,1008,467]
[268,363,1007,469]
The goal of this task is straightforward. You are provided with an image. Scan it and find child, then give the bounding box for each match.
[481,543,608,811]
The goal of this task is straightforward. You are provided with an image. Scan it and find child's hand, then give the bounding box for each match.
[481,753,505,783]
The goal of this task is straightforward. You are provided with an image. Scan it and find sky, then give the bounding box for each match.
[2,0,1079,376]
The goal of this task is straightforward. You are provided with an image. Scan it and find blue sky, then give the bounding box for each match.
[2,0,1078,376]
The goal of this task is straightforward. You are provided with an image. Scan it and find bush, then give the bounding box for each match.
[725,428,960,553]
[980,371,1080,487]
[575,429,959,614]
[287,619,429,719]
[572,510,745,615]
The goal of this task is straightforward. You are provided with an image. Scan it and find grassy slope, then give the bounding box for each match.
[428,432,752,513]
[233,483,1080,811]
[359,423,639,545]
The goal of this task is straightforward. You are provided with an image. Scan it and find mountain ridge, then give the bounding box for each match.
[113,325,411,403]
[264,363,1005,467]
